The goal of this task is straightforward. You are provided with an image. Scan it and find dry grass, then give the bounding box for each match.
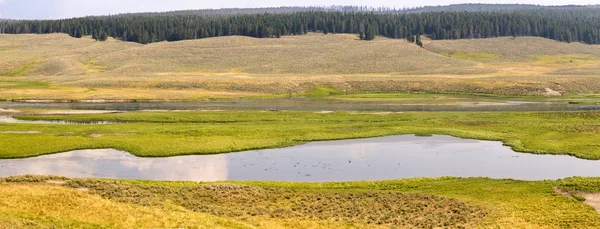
[426,36,600,62]
[0,175,492,229]
[3,176,600,228]
[96,33,476,75]
[2,34,600,98]
[63,179,486,228]
[0,183,253,229]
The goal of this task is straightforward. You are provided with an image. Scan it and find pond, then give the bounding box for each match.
[1,135,599,182]
[1,99,599,112]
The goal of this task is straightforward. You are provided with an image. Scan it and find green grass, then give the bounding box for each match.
[0,80,51,89]
[305,86,346,97]
[534,54,597,65]
[441,51,502,61]
[0,60,39,77]
[2,110,600,159]
[2,175,600,228]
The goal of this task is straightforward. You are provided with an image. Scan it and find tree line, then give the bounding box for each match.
[1,7,600,44]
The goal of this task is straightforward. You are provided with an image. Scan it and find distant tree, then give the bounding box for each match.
[364,23,377,40]
[92,29,99,40]
[416,35,423,47]
[2,7,600,44]
[71,25,85,38]
[407,30,414,43]
[358,22,366,40]
[98,31,108,41]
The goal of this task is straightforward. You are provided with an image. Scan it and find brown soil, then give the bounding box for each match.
[554,187,600,213]
[582,193,600,213]
[45,180,67,185]
[553,187,571,197]
[0,108,20,114]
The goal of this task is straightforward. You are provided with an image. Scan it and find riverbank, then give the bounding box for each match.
[1,110,599,159]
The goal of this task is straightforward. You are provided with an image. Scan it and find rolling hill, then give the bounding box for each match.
[1,33,600,100]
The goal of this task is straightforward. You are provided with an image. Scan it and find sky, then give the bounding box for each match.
[0,0,597,19]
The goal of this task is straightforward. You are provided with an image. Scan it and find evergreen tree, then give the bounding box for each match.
[98,31,108,41]
[407,30,415,43]
[416,35,423,47]
[1,7,600,44]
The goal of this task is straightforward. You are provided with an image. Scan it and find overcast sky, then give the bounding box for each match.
[0,0,596,19]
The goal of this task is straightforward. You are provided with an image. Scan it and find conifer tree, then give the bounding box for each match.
[416,35,423,47]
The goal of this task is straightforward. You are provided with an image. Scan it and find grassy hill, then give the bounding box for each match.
[2,33,600,100]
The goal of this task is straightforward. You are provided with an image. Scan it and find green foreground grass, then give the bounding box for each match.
[2,110,600,159]
[1,175,600,228]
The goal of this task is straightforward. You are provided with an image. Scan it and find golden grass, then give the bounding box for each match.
[0,183,253,229]
[3,176,600,228]
[426,37,600,62]
[441,51,502,61]
[2,34,600,98]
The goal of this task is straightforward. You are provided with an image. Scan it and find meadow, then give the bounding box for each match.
[2,34,600,100]
[1,110,600,159]
[1,175,600,228]
[3,32,600,229]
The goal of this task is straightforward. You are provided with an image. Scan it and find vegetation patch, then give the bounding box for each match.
[441,51,502,61]
[83,58,107,74]
[0,80,51,89]
[534,54,597,66]
[0,60,39,77]
[2,110,600,159]
[0,181,252,228]
[3,176,600,228]
[305,86,345,97]
[62,179,486,228]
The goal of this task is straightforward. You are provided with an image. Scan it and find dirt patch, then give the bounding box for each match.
[45,180,67,185]
[544,88,562,96]
[582,193,600,213]
[314,111,334,114]
[0,108,20,114]
[89,133,130,138]
[76,187,90,192]
[554,187,600,213]
[553,187,571,197]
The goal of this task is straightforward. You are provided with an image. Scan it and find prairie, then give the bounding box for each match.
[2,34,600,100]
[1,175,600,228]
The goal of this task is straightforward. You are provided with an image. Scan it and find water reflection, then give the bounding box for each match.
[2,135,600,181]
[0,116,117,125]
[1,99,600,112]
[6,149,228,181]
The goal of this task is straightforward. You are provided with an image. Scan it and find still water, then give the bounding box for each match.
[1,135,599,181]
[1,99,599,112]
[0,116,117,125]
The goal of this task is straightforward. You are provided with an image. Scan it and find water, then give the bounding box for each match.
[1,99,599,112]
[0,116,117,125]
[2,135,599,182]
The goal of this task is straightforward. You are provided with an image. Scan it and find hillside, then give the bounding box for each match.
[2,33,600,100]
